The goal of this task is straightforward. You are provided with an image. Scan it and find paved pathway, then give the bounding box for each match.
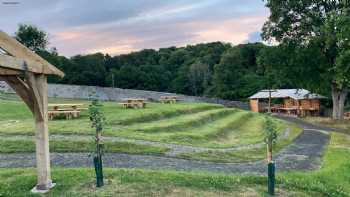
[0,128,330,174]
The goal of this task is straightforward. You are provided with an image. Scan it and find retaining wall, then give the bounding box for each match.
[0,81,249,109]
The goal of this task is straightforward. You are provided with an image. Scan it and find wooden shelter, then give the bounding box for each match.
[249,89,326,117]
[0,31,64,192]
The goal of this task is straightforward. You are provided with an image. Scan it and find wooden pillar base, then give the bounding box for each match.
[31,182,55,194]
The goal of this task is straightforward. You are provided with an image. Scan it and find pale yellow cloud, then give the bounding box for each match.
[87,45,137,55]
[54,31,83,40]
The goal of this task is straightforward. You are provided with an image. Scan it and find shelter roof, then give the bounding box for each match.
[0,31,64,77]
[249,89,326,100]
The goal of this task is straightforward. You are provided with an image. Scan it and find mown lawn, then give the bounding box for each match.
[178,124,301,163]
[0,132,348,196]
[0,93,303,162]
[0,140,169,155]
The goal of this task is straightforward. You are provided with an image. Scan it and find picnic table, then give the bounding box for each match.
[160,96,178,104]
[119,98,147,108]
[48,103,85,120]
[266,106,299,116]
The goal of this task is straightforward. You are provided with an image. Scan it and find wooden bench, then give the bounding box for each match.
[119,102,147,109]
[48,110,80,120]
[48,103,85,120]
[160,96,178,104]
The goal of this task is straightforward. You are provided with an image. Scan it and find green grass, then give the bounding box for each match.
[0,140,169,155]
[0,132,348,196]
[0,98,223,136]
[303,117,350,134]
[122,108,234,133]
[0,93,301,162]
[276,132,350,196]
[106,109,296,149]
[178,124,302,163]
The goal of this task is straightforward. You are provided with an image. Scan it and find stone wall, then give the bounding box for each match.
[0,81,249,109]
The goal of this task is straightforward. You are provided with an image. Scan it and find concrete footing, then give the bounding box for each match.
[31,182,56,194]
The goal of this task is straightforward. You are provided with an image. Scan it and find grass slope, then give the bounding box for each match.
[0,93,301,162]
[0,140,169,155]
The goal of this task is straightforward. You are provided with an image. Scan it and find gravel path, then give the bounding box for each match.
[0,128,330,174]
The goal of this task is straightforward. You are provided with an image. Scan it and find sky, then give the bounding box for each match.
[0,0,269,57]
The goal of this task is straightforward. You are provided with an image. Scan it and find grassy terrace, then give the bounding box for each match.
[0,132,348,196]
[0,93,302,162]
[0,140,169,155]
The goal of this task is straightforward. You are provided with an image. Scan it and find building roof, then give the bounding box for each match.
[0,31,64,77]
[249,89,326,100]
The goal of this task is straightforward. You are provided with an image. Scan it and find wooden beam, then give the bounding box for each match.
[2,76,34,113]
[25,72,44,121]
[0,66,21,75]
[0,54,47,74]
[0,31,64,77]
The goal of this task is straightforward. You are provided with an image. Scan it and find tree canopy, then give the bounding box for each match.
[15,24,48,52]
[262,0,350,119]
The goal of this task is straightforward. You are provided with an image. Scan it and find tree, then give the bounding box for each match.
[188,62,210,96]
[262,0,350,119]
[263,115,278,163]
[263,114,278,195]
[15,24,48,52]
[212,44,265,100]
[70,53,107,86]
[89,100,106,187]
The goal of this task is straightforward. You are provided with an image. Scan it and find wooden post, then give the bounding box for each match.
[32,75,53,191]
[3,74,53,192]
[268,90,272,113]
[1,31,64,193]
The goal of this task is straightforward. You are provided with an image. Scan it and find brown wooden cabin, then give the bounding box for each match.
[249,89,326,117]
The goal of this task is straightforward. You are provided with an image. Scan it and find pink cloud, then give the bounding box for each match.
[185,15,267,44]
[49,14,268,56]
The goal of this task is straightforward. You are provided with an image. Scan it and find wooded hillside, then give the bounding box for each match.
[40,42,290,101]
[9,24,349,109]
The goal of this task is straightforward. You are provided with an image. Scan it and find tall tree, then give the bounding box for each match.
[15,24,48,52]
[262,0,350,119]
[188,62,210,96]
[212,44,265,100]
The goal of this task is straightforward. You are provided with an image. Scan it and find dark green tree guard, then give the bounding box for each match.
[94,144,104,187]
[268,162,275,195]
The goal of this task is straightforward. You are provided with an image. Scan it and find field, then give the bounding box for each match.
[0,132,349,196]
[2,92,349,196]
[0,93,301,162]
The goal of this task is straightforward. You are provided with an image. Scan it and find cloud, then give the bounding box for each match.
[0,0,269,56]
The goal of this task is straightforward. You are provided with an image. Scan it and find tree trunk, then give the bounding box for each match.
[267,144,273,163]
[96,131,102,156]
[332,83,348,120]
